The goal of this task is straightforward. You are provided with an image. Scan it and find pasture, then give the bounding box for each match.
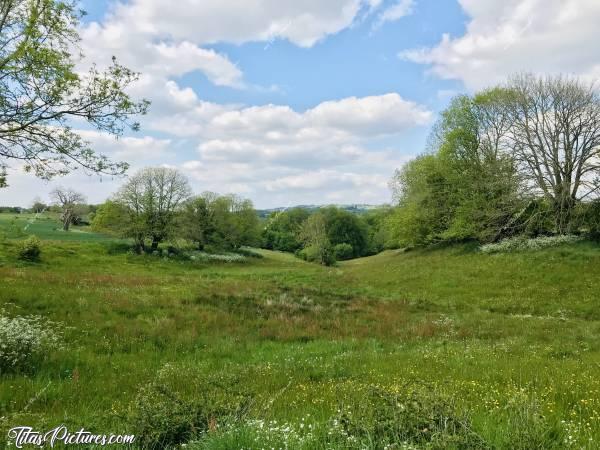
[0,214,599,448]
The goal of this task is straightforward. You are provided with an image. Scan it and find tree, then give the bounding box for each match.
[321,207,369,258]
[262,208,310,252]
[50,187,85,231]
[180,194,215,250]
[389,91,522,246]
[298,213,335,266]
[91,199,139,240]
[505,74,600,233]
[182,193,260,251]
[115,167,192,251]
[30,196,47,213]
[0,0,149,186]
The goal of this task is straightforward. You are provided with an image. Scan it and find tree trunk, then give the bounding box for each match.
[151,237,160,251]
[62,215,71,231]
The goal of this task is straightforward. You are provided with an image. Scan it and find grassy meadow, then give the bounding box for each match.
[1,213,599,448]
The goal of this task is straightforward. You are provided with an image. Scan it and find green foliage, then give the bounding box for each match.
[389,92,523,247]
[16,235,41,261]
[298,243,335,266]
[321,207,369,258]
[333,243,354,260]
[111,167,193,251]
[128,364,250,449]
[263,207,385,260]
[580,200,600,240]
[91,200,133,237]
[262,208,310,252]
[182,193,261,251]
[0,0,148,182]
[298,213,336,265]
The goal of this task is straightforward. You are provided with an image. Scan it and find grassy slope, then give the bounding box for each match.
[0,224,599,447]
[0,213,117,242]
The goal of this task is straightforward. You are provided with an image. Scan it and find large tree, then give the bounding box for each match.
[115,167,192,251]
[505,74,600,233]
[390,91,522,246]
[0,0,149,186]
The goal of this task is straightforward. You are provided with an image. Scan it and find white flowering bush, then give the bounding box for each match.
[480,235,583,254]
[188,252,247,263]
[0,312,63,373]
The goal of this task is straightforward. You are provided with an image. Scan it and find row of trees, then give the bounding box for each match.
[91,168,260,253]
[388,74,600,247]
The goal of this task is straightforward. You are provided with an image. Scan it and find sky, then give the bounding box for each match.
[2,0,600,208]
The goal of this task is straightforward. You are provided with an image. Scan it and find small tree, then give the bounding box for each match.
[299,213,335,266]
[30,197,47,213]
[50,187,86,231]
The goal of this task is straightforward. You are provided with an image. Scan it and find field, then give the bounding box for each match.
[1,213,600,448]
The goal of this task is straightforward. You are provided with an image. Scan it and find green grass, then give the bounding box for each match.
[0,212,118,242]
[1,218,599,448]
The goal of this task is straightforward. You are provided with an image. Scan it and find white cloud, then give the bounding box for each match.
[172,93,429,205]
[401,0,600,90]
[0,133,172,206]
[100,0,374,49]
[80,0,384,91]
[374,0,414,28]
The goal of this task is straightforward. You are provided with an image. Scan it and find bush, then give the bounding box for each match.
[336,385,487,449]
[333,243,354,261]
[128,364,250,449]
[0,312,62,373]
[234,247,263,258]
[298,244,335,266]
[16,235,42,261]
[480,235,583,254]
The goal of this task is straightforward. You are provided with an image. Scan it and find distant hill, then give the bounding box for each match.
[256,204,390,218]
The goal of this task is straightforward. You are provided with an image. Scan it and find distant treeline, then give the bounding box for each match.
[262,206,394,264]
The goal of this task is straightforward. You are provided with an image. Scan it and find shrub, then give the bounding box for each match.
[0,312,62,373]
[128,364,251,449]
[480,235,583,254]
[336,385,487,449]
[188,252,247,263]
[298,244,336,266]
[234,247,264,259]
[16,235,41,261]
[333,243,354,261]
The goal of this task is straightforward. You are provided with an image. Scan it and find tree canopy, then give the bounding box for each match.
[0,0,148,186]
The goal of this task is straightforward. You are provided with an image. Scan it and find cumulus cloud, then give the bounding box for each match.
[401,0,600,90]
[80,0,385,90]
[96,0,376,49]
[171,93,429,205]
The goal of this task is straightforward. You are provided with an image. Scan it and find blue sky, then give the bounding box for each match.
[3,0,600,208]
